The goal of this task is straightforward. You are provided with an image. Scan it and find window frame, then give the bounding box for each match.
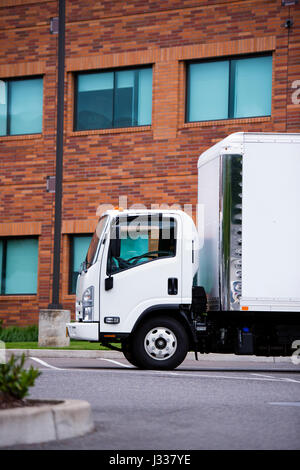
[73,65,153,132]
[0,75,44,137]
[0,236,39,296]
[106,215,177,276]
[185,53,273,123]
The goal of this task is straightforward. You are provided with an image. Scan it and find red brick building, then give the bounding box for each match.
[0,0,299,326]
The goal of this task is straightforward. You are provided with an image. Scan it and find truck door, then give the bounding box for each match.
[99,213,182,333]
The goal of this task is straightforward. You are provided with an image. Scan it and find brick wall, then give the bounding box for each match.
[0,0,299,325]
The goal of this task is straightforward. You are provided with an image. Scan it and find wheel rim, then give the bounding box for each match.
[144,327,177,361]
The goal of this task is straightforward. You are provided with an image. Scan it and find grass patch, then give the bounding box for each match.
[0,322,120,350]
[4,340,120,350]
[0,324,38,343]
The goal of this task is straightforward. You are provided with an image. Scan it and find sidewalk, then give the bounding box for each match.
[5,349,293,363]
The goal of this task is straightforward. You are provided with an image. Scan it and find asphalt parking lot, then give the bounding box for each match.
[5,354,300,451]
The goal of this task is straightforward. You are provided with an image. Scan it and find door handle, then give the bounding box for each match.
[168,278,178,295]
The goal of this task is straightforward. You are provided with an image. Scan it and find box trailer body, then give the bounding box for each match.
[67,132,300,369]
[198,132,300,313]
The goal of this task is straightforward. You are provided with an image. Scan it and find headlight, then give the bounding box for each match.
[83,286,94,304]
[82,286,94,321]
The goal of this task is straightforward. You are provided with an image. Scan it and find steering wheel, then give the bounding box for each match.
[126,251,171,265]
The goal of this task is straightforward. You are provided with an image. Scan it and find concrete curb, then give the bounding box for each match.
[0,399,94,448]
[6,349,123,359]
[5,348,293,363]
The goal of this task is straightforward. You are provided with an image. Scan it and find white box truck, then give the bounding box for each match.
[67,132,300,369]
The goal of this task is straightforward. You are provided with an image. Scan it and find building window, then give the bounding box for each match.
[0,77,43,136]
[74,67,152,131]
[186,55,272,122]
[69,235,92,294]
[0,238,38,295]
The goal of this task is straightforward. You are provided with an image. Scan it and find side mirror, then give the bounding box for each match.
[105,276,114,291]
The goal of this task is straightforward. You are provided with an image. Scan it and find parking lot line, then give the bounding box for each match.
[269,402,300,407]
[156,370,300,383]
[30,357,66,371]
[26,357,300,384]
[99,358,134,368]
[251,373,276,379]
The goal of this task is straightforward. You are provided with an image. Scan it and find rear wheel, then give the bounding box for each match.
[130,316,189,370]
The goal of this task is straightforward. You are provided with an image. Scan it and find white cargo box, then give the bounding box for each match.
[198,132,300,312]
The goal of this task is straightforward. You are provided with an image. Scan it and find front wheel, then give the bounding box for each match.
[121,340,141,367]
[130,316,189,370]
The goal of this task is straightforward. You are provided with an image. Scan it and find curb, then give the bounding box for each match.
[0,399,94,448]
[6,349,123,359]
[5,348,293,363]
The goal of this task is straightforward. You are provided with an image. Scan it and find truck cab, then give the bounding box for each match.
[67,209,200,369]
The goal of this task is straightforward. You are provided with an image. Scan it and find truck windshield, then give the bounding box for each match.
[86,216,108,267]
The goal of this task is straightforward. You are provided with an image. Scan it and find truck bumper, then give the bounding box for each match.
[66,322,99,341]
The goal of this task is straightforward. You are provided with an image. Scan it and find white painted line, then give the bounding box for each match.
[152,370,300,384]
[269,402,300,407]
[35,367,299,384]
[26,359,300,384]
[280,377,300,384]
[99,358,134,369]
[30,357,66,371]
[251,373,275,379]
[250,373,300,384]
[26,366,300,384]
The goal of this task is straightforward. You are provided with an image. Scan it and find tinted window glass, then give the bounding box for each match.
[69,235,92,294]
[75,67,152,130]
[76,72,113,130]
[187,61,229,121]
[108,215,176,275]
[9,78,43,135]
[1,238,38,295]
[0,78,43,136]
[0,80,7,135]
[232,56,272,118]
[186,55,272,122]
[84,216,108,269]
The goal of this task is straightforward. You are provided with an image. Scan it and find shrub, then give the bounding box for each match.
[0,325,38,342]
[0,353,41,400]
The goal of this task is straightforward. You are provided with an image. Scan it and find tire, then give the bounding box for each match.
[121,340,141,368]
[130,316,189,370]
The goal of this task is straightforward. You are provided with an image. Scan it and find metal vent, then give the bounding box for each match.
[50,17,59,34]
[46,176,56,193]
